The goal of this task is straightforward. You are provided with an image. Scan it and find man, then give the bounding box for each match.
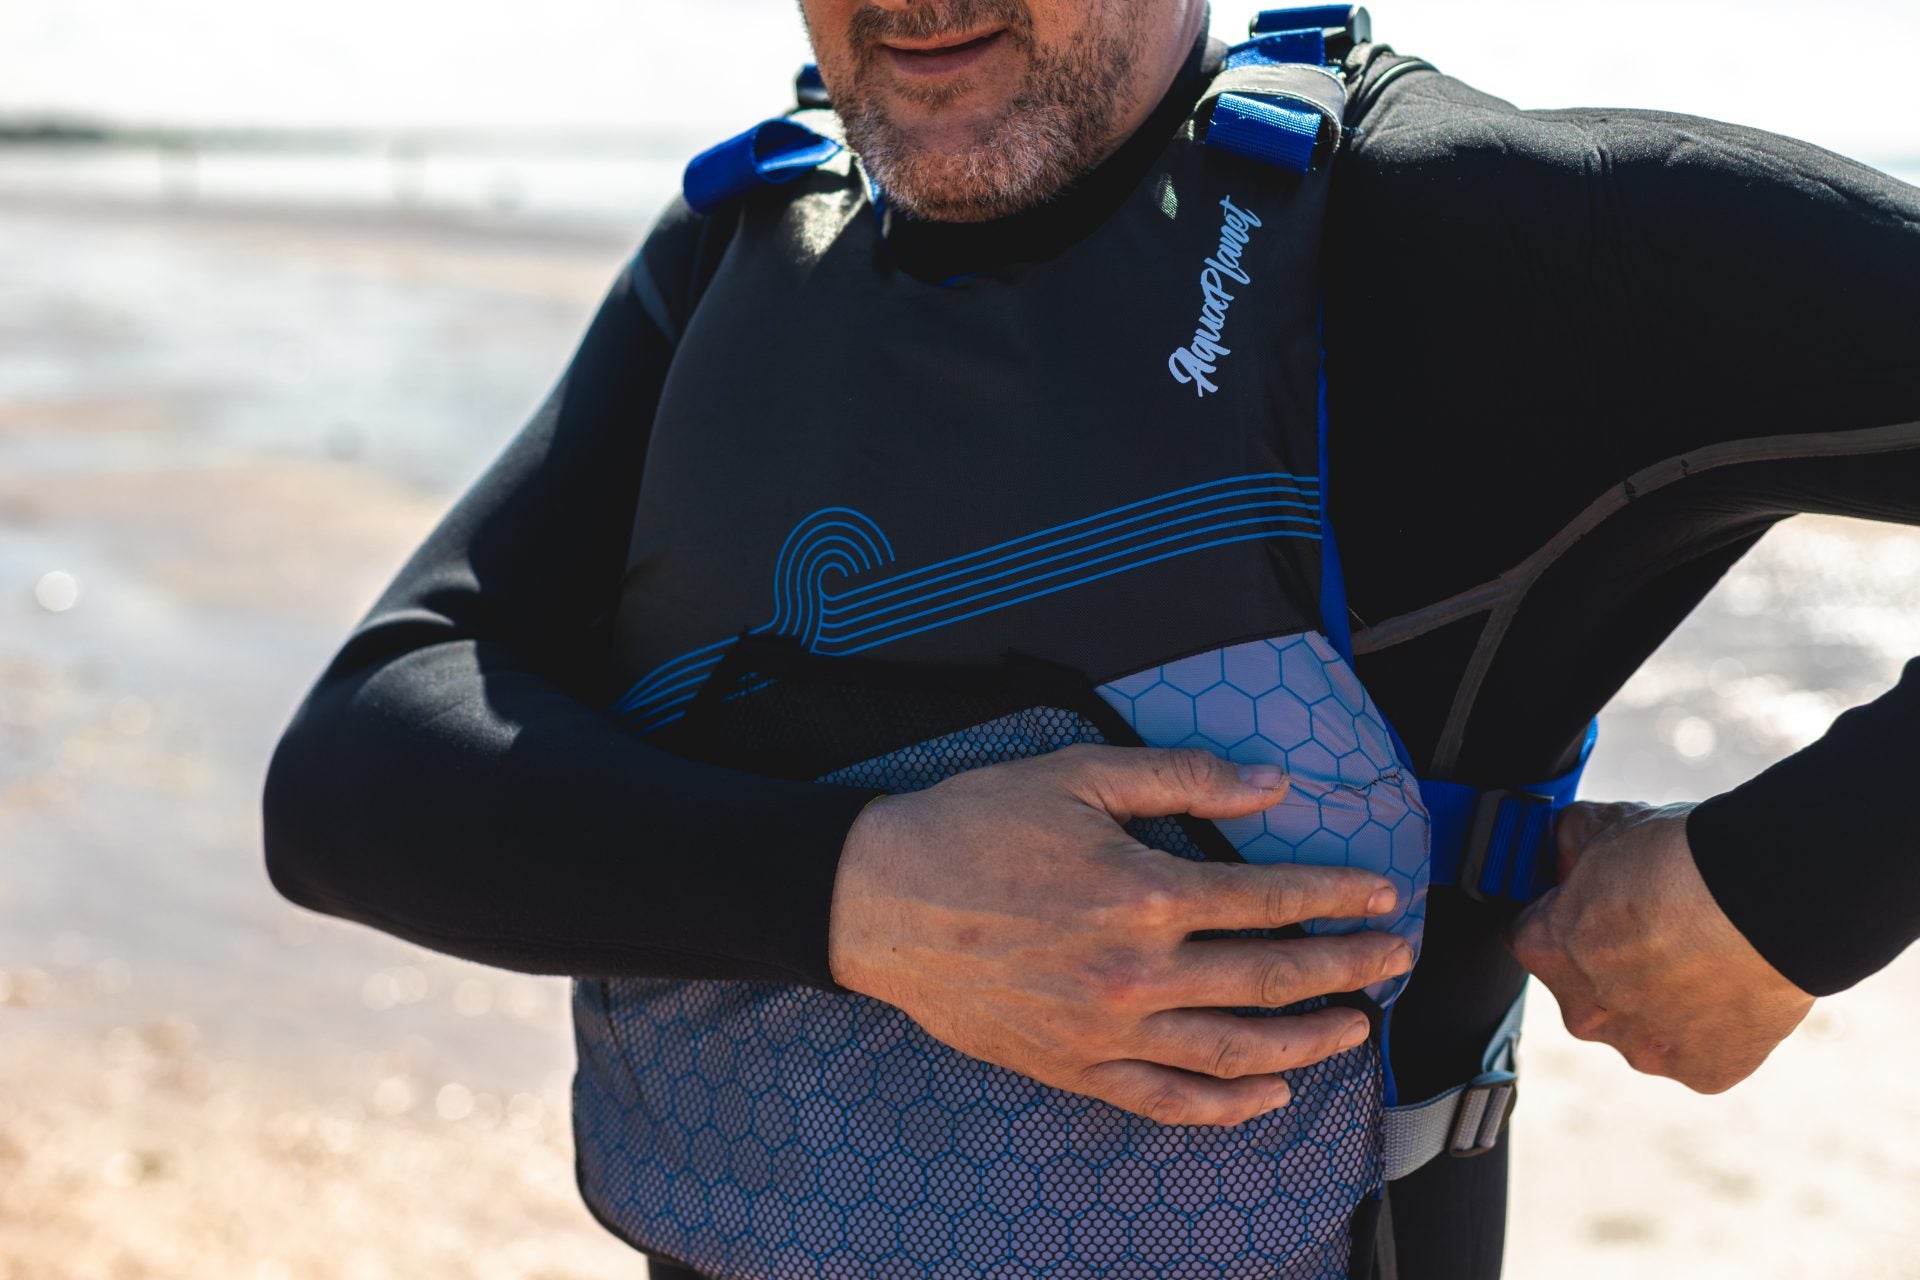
[263,1,1920,1276]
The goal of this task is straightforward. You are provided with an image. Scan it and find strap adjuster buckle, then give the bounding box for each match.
[1458,789,1555,903]
[1446,1069,1518,1158]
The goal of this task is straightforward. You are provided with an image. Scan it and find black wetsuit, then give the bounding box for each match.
[262,38,1920,1280]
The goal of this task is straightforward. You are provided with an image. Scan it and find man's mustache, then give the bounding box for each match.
[847,0,1033,53]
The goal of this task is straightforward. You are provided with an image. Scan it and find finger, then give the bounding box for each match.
[1063,744,1291,824]
[1175,860,1399,931]
[1552,802,1610,880]
[1168,933,1412,1010]
[1077,1059,1294,1128]
[1135,1007,1372,1078]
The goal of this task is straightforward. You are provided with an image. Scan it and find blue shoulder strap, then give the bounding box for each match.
[1198,7,1371,174]
[683,116,843,215]
[1250,4,1373,42]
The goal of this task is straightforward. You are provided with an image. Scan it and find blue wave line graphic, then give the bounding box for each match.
[832,473,1315,603]
[834,528,1321,656]
[815,499,1317,637]
[612,474,1321,729]
[818,515,1316,649]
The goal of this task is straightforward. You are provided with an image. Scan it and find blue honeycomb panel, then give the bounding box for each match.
[573,687,1387,1280]
[1096,631,1429,1005]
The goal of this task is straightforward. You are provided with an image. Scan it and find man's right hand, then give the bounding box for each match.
[827,744,1411,1128]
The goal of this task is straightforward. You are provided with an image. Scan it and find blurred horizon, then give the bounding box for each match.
[3,2,1917,164]
[3,1,1915,236]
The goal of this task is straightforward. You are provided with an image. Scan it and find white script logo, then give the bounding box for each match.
[1168,196,1263,397]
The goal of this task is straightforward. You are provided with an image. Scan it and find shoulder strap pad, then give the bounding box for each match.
[682,115,843,215]
[1196,5,1374,173]
[1199,47,1349,174]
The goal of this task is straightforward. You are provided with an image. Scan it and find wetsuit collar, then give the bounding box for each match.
[884,26,1226,284]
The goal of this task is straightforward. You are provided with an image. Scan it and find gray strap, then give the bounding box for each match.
[1200,63,1347,123]
[1381,988,1526,1181]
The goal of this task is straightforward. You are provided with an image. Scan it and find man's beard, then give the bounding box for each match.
[826,0,1146,223]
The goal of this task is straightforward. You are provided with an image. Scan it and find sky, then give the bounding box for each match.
[1,1,1915,168]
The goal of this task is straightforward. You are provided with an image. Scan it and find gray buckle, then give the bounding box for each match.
[1446,1070,1518,1158]
[1457,789,1553,903]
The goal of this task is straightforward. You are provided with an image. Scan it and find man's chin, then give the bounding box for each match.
[845,90,1082,222]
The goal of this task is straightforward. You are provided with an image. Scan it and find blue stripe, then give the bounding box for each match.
[614,642,734,713]
[833,473,1314,603]
[836,529,1321,656]
[611,474,1325,726]
[832,483,1318,613]
[619,664,724,718]
[818,514,1316,647]
[816,499,1319,635]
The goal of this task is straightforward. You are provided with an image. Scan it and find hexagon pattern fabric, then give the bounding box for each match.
[574,631,1420,1280]
[1094,632,1428,1005]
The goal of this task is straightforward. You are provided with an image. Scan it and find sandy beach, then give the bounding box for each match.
[0,186,1913,1280]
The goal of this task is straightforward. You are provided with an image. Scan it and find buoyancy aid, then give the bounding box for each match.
[571,10,1592,1278]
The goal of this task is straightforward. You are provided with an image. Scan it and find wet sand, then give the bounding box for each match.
[0,192,1913,1279]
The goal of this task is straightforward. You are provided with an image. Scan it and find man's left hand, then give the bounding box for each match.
[1508,801,1814,1093]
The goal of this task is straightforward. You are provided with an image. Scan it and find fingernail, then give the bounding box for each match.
[1236,764,1288,790]
[1268,1084,1292,1110]
[1366,886,1397,915]
[1385,941,1414,976]
[1338,1019,1369,1048]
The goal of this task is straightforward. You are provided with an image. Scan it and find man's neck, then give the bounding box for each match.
[885,24,1222,284]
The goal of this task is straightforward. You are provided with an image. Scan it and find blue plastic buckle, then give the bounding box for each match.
[1249,4,1372,44]
[1459,789,1559,904]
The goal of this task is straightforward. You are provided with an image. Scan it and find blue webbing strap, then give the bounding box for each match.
[683,118,843,215]
[1202,36,1344,174]
[1250,5,1362,36]
[1228,27,1327,68]
[1420,720,1600,904]
[1207,95,1325,174]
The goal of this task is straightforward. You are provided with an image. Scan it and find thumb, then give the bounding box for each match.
[1071,746,1290,823]
[1551,800,1616,882]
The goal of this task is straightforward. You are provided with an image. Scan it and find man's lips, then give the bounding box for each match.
[879,28,1009,77]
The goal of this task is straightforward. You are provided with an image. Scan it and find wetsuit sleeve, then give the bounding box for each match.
[1335,73,1920,998]
[262,201,879,988]
[1689,660,1920,996]
[1542,109,1920,997]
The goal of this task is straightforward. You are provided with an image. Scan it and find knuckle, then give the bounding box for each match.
[1165,747,1218,792]
[1083,951,1154,1009]
[1206,1034,1251,1080]
[1262,875,1306,926]
[1255,956,1303,1007]
[1689,1065,1742,1096]
[1366,936,1410,984]
[1055,742,1100,770]
[1139,1082,1197,1127]
[1622,1039,1671,1077]
[1562,1006,1609,1042]
[1118,879,1183,932]
[1348,951,1384,991]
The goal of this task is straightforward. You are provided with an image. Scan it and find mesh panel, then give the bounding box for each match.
[574,653,1380,1280]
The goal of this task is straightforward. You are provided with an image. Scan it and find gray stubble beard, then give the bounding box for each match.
[821,0,1148,223]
